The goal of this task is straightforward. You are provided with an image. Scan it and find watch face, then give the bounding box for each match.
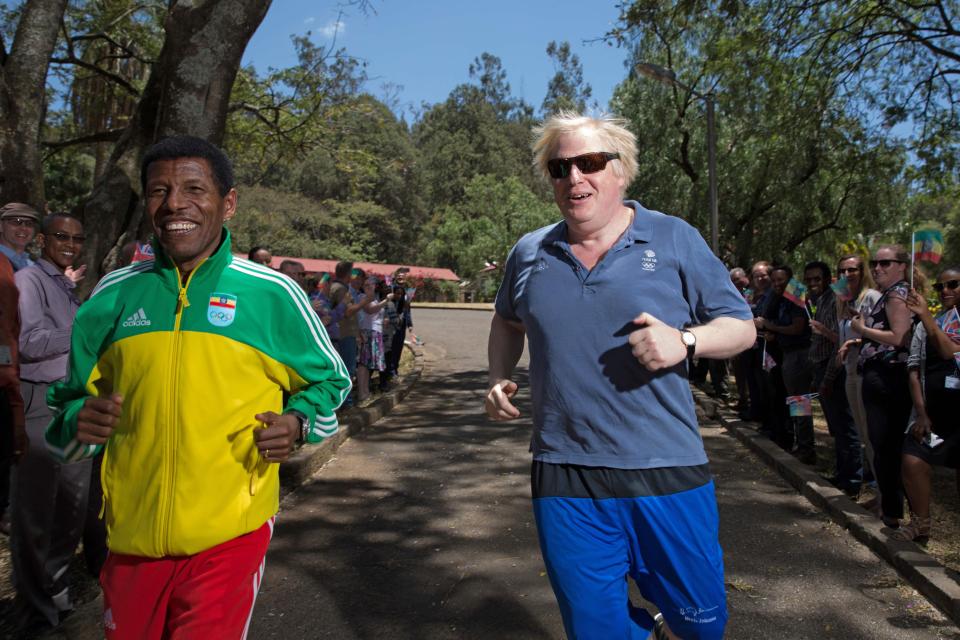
[682,331,696,346]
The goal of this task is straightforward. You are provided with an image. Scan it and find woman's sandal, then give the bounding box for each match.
[892,514,931,542]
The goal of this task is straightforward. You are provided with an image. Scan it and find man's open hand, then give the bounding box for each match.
[628,313,687,371]
[254,412,299,463]
[77,393,123,444]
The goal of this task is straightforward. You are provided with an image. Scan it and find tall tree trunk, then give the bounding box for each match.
[0,0,69,209]
[76,0,272,294]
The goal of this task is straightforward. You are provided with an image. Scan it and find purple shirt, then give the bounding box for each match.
[15,259,79,383]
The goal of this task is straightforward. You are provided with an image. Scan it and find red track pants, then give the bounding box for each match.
[100,517,274,639]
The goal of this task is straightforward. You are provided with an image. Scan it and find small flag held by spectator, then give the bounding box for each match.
[937,307,960,369]
[786,394,818,416]
[782,279,808,309]
[762,350,777,372]
[913,227,944,264]
[938,306,960,335]
[830,276,853,301]
[131,242,154,264]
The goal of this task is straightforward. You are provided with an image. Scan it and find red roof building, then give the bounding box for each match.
[236,255,460,282]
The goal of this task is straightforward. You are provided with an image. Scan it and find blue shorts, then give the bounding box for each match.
[531,462,727,640]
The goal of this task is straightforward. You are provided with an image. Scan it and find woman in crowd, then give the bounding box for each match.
[897,266,960,541]
[853,245,916,527]
[356,277,392,403]
[379,280,399,391]
[835,254,882,500]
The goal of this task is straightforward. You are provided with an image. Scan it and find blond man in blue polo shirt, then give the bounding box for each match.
[485,112,755,640]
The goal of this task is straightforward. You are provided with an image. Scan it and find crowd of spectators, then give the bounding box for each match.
[260,255,415,406]
[714,248,959,543]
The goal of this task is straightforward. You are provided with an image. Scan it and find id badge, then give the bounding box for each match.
[0,345,11,366]
[946,376,960,390]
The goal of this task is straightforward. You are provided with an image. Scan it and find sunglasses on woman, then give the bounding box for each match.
[932,279,959,293]
[837,266,861,275]
[546,152,620,179]
[868,259,905,269]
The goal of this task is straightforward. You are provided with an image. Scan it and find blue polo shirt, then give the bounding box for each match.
[495,200,752,469]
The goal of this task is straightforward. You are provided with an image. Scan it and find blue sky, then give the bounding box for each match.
[243,1,634,118]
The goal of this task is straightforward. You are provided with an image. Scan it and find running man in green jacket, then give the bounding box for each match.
[46,136,351,639]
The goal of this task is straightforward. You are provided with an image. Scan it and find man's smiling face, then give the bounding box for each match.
[145,157,236,275]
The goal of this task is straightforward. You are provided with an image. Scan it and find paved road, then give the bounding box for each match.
[251,308,960,639]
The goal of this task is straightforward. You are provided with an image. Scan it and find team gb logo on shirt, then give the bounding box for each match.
[208,293,237,327]
[641,249,658,271]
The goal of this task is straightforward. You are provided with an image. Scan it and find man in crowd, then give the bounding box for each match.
[806,260,862,494]
[0,202,39,271]
[746,261,774,424]
[760,265,814,462]
[11,213,95,630]
[278,259,307,287]
[248,246,273,267]
[0,250,25,536]
[729,267,752,414]
[45,136,351,638]
[485,112,754,640]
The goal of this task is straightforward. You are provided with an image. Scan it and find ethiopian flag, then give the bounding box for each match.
[830,276,852,302]
[782,278,808,308]
[786,393,819,416]
[914,228,944,264]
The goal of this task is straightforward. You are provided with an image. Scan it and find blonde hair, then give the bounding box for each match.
[873,244,927,294]
[532,111,639,189]
[836,254,876,319]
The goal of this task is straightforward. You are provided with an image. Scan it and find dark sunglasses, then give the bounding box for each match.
[2,217,36,227]
[49,231,86,243]
[546,152,620,179]
[868,259,905,269]
[837,267,861,275]
[933,280,960,293]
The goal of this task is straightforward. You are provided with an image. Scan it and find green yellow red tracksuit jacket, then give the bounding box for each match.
[45,230,351,558]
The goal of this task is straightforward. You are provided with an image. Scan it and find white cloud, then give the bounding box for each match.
[304,16,316,25]
[319,20,344,39]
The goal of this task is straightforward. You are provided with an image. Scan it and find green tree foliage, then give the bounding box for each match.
[541,40,594,116]
[413,53,543,214]
[611,0,908,268]
[226,34,368,186]
[289,93,426,256]
[227,185,402,263]
[766,0,960,181]
[426,174,556,281]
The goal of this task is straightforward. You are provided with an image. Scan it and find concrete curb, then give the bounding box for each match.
[411,302,494,311]
[691,387,960,625]
[280,345,425,496]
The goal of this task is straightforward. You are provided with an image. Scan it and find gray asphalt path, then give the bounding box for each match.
[250,308,960,639]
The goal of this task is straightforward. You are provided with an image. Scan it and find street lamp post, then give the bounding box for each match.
[635,63,719,255]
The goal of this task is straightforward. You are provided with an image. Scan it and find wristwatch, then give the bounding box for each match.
[286,410,310,443]
[680,329,697,359]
